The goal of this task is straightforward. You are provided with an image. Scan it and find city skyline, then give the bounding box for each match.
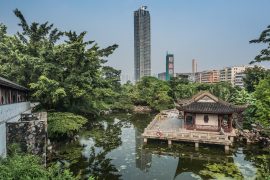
[1,0,270,81]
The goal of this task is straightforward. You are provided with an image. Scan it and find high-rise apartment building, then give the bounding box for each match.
[220,66,252,86]
[195,70,220,84]
[134,6,151,81]
[166,53,174,81]
[192,59,197,74]
[158,72,166,81]
[234,72,246,88]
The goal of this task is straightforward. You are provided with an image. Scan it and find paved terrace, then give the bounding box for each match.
[142,109,235,151]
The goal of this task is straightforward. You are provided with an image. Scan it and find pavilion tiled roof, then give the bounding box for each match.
[177,91,247,114]
[182,101,236,114]
[0,77,28,91]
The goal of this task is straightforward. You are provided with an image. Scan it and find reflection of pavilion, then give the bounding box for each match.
[174,158,205,179]
[144,145,233,179]
[135,128,152,172]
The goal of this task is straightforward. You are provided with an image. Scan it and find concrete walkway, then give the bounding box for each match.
[152,117,183,131]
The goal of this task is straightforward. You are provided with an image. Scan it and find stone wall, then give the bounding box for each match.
[6,112,47,163]
[0,102,31,157]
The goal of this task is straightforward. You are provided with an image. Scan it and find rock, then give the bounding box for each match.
[133,106,152,113]
[243,129,250,133]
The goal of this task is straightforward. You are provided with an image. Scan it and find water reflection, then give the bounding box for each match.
[84,147,121,180]
[51,113,270,180]
[135,128,152,172]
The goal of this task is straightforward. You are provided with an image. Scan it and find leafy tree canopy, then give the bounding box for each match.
[254,76,270,127]
[250,25,270,64]
[243,66,270,93]
[0,9,119,115]
[48,112,87,138]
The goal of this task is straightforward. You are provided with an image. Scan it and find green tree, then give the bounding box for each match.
[173,83,198,100]
[243,66,270,93]
[30,75,66,109]
[250,25,270,64]
[233,89,255,105]
[168,76,190,100]
[135,77,173,111]
[0,9,119,115]
[254,76,270,127]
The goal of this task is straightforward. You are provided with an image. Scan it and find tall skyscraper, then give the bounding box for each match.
[192,59,197,74]
[134,6,151,81]
[166,53,174,81]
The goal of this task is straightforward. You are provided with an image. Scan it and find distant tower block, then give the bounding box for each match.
[166,53,174,81]
[134,6,151,81]
[192,59,197,74]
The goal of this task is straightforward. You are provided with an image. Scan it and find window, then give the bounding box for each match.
[186,115,193,125]
[204,115,209,123]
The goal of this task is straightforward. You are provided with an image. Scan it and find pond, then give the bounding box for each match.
[51,113,270,180]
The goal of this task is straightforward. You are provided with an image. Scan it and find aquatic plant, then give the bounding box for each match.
[199,162,243,179]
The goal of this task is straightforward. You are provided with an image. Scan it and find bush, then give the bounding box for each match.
[0,154,76,180]
[48,112,87,138]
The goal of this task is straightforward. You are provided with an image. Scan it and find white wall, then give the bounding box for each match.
[0,102,31,157]
[0,124,6,157]
[195,114,218,126]
[0,102,30,122]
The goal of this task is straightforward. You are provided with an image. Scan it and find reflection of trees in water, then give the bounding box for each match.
[83,147,121,180]
[241,145,270,179]
[90,120,123,152]
[129,113,154,132]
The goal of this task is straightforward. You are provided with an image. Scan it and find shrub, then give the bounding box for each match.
[0,154,76,179]
[48,112,87,138]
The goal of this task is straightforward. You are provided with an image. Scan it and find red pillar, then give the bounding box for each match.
[9,90,12,103]
[229,114,232,132]
[184,112,186,128]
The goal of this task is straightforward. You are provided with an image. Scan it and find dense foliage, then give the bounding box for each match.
[243,66,270,93]
[134,77,173,111]
[0,9,120,115]
[0,153,76,179]
[253,77,270,127]
[253,155,270,179]
[48,112,87,138]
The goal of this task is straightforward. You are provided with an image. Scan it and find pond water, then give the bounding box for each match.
[51,113,270,180]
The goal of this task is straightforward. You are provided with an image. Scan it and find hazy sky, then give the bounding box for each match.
[0,0,269,81]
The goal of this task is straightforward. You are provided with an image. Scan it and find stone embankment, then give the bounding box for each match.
[236,127,270,146]
[133,106,152,113]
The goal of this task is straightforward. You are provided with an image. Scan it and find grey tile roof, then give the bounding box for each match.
[182,102,235,114]
[0,77,28,91]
